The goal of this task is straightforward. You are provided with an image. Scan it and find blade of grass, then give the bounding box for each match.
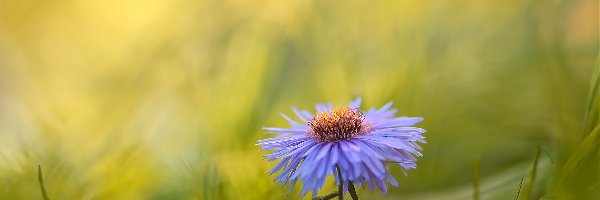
[515,176,524,200]
[582,58,600,136]
[556,56,600,198]
[522,146,541,200]
[560,56,600,181]
[560,125,600,182]
[38,165,50,200]
[471,160,480,200]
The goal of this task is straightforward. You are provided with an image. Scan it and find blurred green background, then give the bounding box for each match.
[0,0,598,199]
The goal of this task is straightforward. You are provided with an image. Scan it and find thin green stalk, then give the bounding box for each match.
[313,166,357,200]
[313,192,339,200]
[515,176,524,200]
[348,181,358,200]
[336,165,343,200]
[312,166,345,200]
[38,165,50,200]
[582,58,600,136]
[471,160,480,200]
[523,146,540,200]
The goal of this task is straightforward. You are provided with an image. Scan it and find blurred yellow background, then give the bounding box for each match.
[0,0,597,199]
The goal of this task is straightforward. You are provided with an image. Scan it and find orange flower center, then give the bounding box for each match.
[308,107,371,142]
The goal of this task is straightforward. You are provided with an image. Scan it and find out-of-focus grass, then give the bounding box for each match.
[0,0,597,199]
[555,59,600,199]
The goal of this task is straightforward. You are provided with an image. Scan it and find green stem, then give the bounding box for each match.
[38,165,50,200]
[348,181,358,200]
[336,165,343,200]
[515,176,524,200]
[313,165,359,200]
[471,160,480,200]
[522,146,540,200]
[312,192,339,200]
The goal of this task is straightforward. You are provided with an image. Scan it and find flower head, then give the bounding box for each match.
[257,98,426,197]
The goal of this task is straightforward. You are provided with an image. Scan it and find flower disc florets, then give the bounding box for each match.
[307,107,372,142]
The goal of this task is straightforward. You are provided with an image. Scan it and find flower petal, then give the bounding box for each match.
[315,103,333,113]
[373,117,424,129]
[263,127,307,135]
[292,107,310,122]
[349,97,362,108]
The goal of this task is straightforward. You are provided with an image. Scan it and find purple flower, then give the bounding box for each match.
[257,98,426,198]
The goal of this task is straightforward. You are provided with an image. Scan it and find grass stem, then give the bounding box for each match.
[471,160,480,200]
[38,165,50,200]
[523,146,540,200]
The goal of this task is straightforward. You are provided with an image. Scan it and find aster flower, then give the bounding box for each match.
[257,98,426,198]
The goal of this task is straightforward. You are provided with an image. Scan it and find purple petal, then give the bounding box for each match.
[349,97,362,108]
[302,143,322,157]
[315,143,332,161]
[263,127,307,135]
[385,171,399,187]
[373,117,424,129]
[315,103,332,113]
[379,102,393,112]
[339,141,362,163]
[292,107,309,122]
[280,113,306,128]
[330,143,339,165]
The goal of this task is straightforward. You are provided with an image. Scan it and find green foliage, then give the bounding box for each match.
[555,57,600,199]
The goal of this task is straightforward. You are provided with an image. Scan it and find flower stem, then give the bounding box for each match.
[312,192,339,200]
[348,182,358,200]
[313,165,359,200]
[336,165,343,200]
